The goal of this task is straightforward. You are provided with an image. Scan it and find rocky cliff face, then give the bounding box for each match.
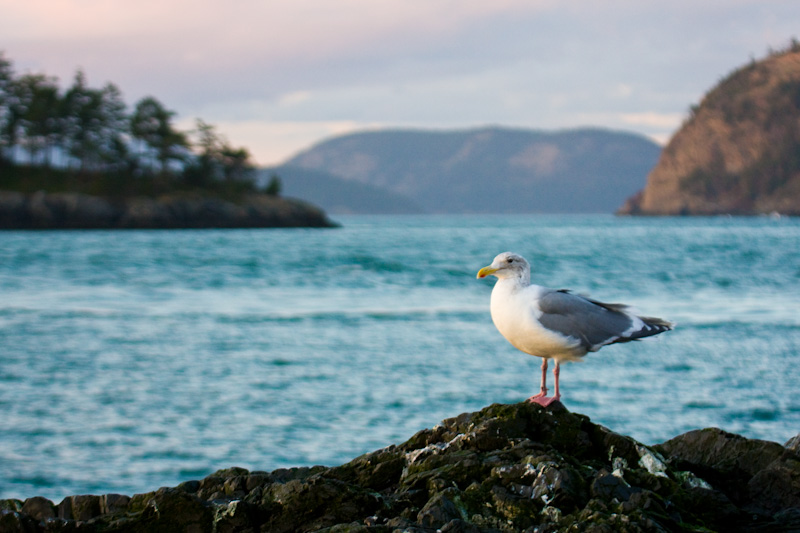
[620,44,800,216]
[2,402,798,532]
[0,191,337,229]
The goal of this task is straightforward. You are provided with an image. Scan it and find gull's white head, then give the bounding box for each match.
[476,252,530,281]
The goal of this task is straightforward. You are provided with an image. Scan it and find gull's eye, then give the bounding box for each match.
[507,257,514,263]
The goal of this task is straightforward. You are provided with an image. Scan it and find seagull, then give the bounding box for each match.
[477,252,673,406]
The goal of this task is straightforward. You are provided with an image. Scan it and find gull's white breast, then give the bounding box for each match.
[490,281,585,361]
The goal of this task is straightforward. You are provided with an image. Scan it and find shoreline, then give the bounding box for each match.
[0,190,338,230]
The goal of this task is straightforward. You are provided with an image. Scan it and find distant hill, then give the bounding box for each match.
[277,127,661,214]
[619,43,800,216]
[257,165,424,214]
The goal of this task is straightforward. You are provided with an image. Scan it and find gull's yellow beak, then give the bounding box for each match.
[476,265,498,279]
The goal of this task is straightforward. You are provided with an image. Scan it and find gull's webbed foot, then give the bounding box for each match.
[527,394,561,407]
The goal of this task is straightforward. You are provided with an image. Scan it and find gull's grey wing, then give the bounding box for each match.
[536,289,636,351]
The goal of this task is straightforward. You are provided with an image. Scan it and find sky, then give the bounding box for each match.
[1,1,798,166]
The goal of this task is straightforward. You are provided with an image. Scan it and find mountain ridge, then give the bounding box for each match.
[273,126,661,214]
[258,165,425,214]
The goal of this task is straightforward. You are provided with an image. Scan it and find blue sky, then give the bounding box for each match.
[2,0,798,165]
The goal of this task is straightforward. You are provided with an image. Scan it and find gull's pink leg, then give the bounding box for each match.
[527,358,549,404]
[552,361,561,403]
[528,358,561,406]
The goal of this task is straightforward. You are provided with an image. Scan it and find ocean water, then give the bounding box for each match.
[1,214,799,502]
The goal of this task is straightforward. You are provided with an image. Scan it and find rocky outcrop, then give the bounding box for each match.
[2,402,798,532]
[0,190,337,229]
[619,44,800,216]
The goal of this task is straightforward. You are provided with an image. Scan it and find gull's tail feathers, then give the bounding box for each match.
[629,315,674,341]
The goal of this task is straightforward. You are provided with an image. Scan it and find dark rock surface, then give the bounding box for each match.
[0,190,337,229]
[2,402,798,532]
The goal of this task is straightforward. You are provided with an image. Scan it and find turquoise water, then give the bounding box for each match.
[1,215,799,501]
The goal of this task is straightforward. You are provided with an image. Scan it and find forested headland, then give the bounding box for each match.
[619,41,800,216]
[0,52,339,229]
[0,51,274,201]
